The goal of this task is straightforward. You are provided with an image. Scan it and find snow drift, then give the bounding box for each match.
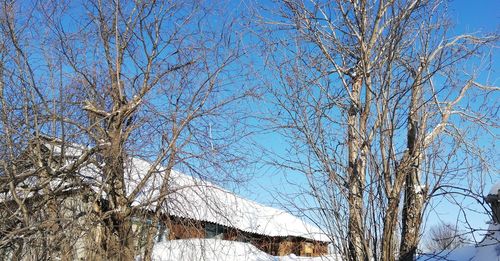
[417,224,500,261]
[146,239,340,261]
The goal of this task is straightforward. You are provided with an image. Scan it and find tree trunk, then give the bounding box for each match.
[104,133,134,260]
[381,195,400,261]
[399,162,426,261]
[143,164,175,261]
[399,67,426,261]
[347,76,369,261]
[380,152,410,261]
[40,168,61,259]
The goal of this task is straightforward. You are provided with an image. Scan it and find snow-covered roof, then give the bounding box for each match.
[7,140,331,242]
[123,158,330,242]
[489,182,500,195]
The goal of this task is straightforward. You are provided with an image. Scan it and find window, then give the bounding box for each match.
[205,222,225,239]
[156,222,169,242]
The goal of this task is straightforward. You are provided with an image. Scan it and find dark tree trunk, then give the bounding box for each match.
[399,166,426,261]
[381,195,401,261]
[347,76,369,261]
[399,67,427,261]
[102,127,134,260]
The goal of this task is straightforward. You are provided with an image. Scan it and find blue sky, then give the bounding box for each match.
[21,0,497,248]
[231,0,499,244]
[425,0,499,240]
[451,0,499,33]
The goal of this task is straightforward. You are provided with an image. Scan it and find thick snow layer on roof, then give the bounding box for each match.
[77,157,331,242]
[146,239,340,261]
[124,158,330,242]
[45,143,84,157]
[417,224,500,261]
[12,141,330,242]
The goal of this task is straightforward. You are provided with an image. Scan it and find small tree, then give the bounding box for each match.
[424,223,467,252]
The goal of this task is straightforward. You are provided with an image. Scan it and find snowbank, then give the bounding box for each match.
[149,239,273,261]
[417,224,500,261]
[146,239,340,261]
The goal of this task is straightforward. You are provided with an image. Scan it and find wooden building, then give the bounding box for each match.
[1,139,331,259]
[162,216,329,257]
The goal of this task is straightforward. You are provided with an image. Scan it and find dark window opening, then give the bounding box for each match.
[205,222,225,239]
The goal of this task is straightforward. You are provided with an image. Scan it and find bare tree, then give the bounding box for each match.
[255,0,498,260]
[424,223,467,252]
[0,0,253,260]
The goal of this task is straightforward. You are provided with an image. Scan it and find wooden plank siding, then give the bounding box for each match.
[166,217,205,240]
[161,216,329,257]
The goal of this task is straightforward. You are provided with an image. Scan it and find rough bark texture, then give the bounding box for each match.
[399,66,426,261]
[105,139,133,260]
[380,194,401,261]
[399,166,426,261]
[347,75,369,261]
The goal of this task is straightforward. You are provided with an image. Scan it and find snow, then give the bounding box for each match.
[124,158,330,242]
[14,142,330,242]
[44,142,85,158]
[418,224,500,261]
[149,239,274,261]
[490,182,500,195]
[145,239,340,261]
[417,246,477,261]
[415,184,426,194]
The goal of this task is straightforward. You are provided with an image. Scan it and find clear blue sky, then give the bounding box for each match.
[231,0,499,244]
[451,0,499,33]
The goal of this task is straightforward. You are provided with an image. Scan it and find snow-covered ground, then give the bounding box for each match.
[418,183,500,261]
[143,224,499,261]
[417,224,500,261]
[145,239,340,261]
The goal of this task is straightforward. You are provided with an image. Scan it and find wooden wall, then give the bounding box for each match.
[223,228,239,241]
[277,240,297,256]
[275,237,328,257]
[166,218,205,240]
[163,217,329,257]
[313,242,329,257]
